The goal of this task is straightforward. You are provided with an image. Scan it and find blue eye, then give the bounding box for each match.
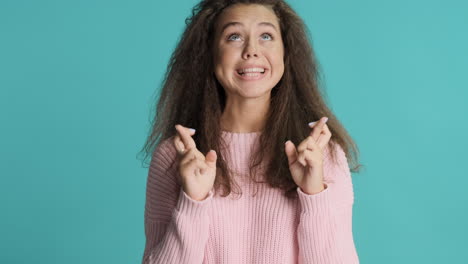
[261,33,273,40]
[227,32,273,41]
[227,34,241,41]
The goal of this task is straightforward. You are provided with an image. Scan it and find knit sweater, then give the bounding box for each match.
[142,131,359,264]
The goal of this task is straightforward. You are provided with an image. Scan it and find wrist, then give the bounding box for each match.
[301,183,327,195]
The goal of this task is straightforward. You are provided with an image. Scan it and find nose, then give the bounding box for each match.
[242,39,258,59]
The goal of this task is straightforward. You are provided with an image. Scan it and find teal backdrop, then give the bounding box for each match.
[1,0,467,263]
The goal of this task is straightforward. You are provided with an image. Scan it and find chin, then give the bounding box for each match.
[238,86,273,98]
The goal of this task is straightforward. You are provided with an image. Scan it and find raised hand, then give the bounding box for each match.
[284,117,332,195]
[173,124,217,201]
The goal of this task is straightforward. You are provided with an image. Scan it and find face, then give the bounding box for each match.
[213,4,285,101]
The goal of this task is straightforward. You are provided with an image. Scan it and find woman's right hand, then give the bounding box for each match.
[173,124,217,201]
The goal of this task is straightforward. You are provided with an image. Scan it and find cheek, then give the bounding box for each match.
[270,53,285,74]
[214,51,229,75]
[275,47,285,73]
[217,45,236,60]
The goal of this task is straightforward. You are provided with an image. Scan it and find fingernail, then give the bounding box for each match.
[323,117,329,123]
[178,142,185,151]
[188,128,196,133]
[308,121,317,126]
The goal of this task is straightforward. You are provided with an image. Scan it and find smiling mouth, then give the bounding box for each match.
[238,71,265,76]
[236,68,266,75]
[235,69,267,81]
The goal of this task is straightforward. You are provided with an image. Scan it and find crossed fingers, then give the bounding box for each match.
[307,117,331,150]
[173,124,205,164]
[295,117,331,166]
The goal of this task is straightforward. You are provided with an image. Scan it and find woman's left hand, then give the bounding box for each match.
[284,117,332,195]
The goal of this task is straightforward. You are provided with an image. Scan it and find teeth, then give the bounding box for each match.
[243,72,260,77]
[238,67,265,74]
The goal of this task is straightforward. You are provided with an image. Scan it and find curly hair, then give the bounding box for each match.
[138,0,363,199]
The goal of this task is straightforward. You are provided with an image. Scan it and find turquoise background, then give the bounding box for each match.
[1,0,467,263]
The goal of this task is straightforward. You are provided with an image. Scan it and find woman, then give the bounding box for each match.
[139,0,362,263]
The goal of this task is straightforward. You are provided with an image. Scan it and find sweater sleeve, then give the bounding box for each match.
[141,137,214,264]
[296,143,360,264]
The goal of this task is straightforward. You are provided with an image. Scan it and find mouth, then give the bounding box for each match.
[235,66,268,81]
[236,67,266,76]
[235,68,267,81]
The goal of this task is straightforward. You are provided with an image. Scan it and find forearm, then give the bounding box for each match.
[143,188,213,264]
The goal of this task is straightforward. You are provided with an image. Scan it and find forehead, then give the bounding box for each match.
[215,4,280,32]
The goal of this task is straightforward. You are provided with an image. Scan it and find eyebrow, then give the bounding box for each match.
[220,21,278,34]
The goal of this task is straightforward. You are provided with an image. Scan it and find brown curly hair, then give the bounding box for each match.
[138,0,363,199]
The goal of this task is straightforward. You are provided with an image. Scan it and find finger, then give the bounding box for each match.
[309,117,327,140]
[308,121,318,128]
[201,150,217,174]
[174,134,203,159]
[182,147,207,165]
[284,140,299,166]
[317,124,332,149]
[297,152,307,167]
[173,135,186,155]
[179,148,199,166]
[297,136,317,153]
[175,124,197,150]
[302,149,316,167]
[309,117,328,141]
[204,150,217,168]
[186,146,206,161]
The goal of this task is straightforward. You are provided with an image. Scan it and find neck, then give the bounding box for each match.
[220,96,270,133]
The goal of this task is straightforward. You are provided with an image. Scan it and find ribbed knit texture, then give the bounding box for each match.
[142,131,359,264]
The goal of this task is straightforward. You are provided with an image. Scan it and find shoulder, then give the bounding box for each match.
[150,136,178,174]
[323,141,350,181]
[324,141,347,165]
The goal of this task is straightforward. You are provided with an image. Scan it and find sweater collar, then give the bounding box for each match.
[219,130,264,177]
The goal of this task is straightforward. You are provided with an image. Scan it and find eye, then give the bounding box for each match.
[227,33,241,41]
[261,33,273,40]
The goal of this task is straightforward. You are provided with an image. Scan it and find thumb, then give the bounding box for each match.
[284,140,298,166]
[205,150,217,168]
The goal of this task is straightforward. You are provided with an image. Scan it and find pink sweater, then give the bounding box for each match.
[142,131,359,264]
